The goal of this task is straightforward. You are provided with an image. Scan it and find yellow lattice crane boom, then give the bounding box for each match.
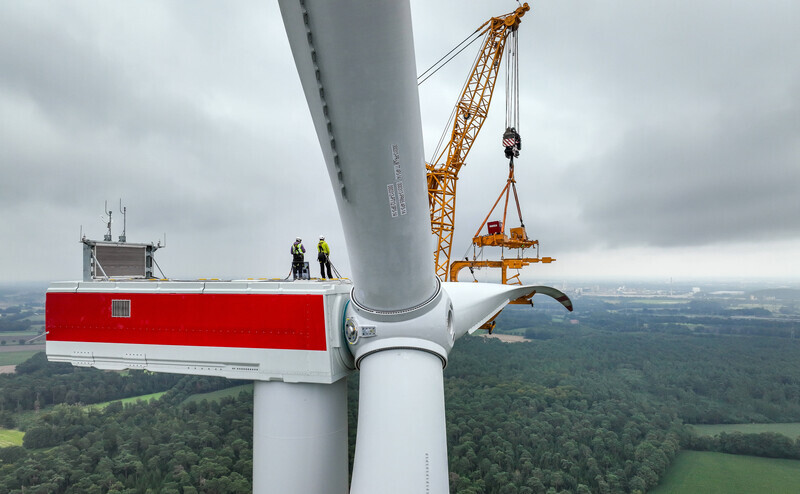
[427,3,530,281]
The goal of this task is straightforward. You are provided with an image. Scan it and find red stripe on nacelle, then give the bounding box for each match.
[46,292,328,351]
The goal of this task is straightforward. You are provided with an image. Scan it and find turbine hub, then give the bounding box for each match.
[344,279,454,367]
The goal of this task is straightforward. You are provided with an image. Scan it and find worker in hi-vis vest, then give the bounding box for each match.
[317,235,333,279]
[290,237,306,280]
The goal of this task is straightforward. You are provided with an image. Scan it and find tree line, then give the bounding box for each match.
[685,431,800,460]
[0,353,186,416]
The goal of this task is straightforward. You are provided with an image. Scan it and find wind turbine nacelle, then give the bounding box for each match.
[45,280,355,383]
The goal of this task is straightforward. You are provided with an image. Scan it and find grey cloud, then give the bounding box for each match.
[1,1,799,282]
[576,98,800,247]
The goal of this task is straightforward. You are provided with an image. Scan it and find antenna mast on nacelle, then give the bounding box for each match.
[102,201,112,241]
[118,199,127,243]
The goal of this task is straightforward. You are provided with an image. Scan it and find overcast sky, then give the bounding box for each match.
[1,1,798,284]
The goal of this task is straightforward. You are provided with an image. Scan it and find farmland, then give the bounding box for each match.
[652,450,800,494]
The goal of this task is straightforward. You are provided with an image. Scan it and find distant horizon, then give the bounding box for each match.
[3,276,798,288]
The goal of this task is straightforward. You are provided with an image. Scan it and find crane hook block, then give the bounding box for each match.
[503,127,521,159]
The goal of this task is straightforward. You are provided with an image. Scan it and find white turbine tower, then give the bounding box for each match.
[279,1,570,492]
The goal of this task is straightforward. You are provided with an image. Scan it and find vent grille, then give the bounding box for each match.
[111,299,131,318]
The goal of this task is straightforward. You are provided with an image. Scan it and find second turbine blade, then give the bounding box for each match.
[350,349,449,494]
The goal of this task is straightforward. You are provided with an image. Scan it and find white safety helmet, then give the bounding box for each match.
[319,235,325,240]
[296,237,301,242]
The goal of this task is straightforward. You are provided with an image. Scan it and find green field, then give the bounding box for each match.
[651,450,800,494]
[182,384,253,404]
[88,391,169,410]
[8,391,171,429]
[9,385,251,425]
[691,423,800,439]
[0,428,25,447]
[0,350,41,366]
[96,384,252,409]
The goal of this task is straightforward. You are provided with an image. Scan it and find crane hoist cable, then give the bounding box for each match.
[505,28,520,134]
[502,28,522,162]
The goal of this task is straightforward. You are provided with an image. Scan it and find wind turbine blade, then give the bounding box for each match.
[527,285,574,312]
[443,283,573,338]
[278,0,436,311]
[350,348,448,493]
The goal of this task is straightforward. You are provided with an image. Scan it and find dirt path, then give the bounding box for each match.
[0,365,16,374]
[479,333,530,343]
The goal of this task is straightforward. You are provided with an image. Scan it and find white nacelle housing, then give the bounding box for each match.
[46,279,354,383]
